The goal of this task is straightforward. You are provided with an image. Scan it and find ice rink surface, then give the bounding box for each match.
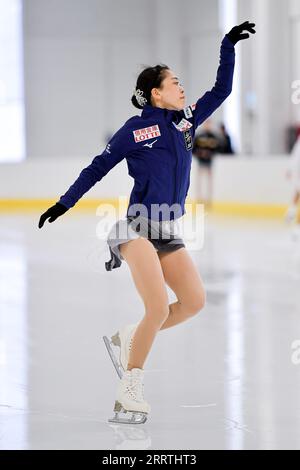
[0,212,300,450]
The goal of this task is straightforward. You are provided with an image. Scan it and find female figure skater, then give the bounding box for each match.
[38,21,256,424]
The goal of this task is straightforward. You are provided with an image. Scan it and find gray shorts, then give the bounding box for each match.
[105,215,186,271]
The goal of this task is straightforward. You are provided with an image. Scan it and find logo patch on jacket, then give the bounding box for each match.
[183,106,193,119]
[183,130,193,151]
[172,118,193,132]
[133,125,161,143]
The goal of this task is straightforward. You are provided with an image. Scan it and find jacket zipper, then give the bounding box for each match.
[167,125,180,204]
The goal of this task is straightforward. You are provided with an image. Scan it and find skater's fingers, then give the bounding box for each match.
[39,210,51,228]
[245,25,256,34]
[38,213,49,228]
[239,33,250,41]
[240,20,255,27]
[238,21,256,32]
[239,21,251,28]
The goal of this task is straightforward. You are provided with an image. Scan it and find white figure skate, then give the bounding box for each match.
[103,323,138,378]
[108,368,150,425]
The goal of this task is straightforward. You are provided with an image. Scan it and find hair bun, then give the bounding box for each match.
[131,94,144,110]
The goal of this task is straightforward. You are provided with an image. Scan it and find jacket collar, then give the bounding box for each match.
[141,104,176,123]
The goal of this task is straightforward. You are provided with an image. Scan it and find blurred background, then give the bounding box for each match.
[0,0,300,212]
[1,0,300,451]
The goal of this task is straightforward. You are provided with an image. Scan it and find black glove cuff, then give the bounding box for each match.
[55,202,69,214]
[226,32,237,46]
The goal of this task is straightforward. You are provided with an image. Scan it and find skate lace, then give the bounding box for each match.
[127,376,144,402]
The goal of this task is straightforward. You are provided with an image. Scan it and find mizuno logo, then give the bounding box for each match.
[143,139,158,148]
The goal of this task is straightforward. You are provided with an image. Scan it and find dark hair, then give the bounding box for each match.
[131,64,170,110]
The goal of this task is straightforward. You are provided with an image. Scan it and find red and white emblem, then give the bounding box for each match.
[172,118,193,132]
[133,124,161,143]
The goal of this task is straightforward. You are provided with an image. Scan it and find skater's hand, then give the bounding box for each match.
[38,202,68,228]
[226,21,256,45]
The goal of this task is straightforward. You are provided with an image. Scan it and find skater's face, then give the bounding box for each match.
[151,70,185,111]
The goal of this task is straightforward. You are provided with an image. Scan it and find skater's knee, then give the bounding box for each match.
[184,289,206,317]
[144,287,169,321]
[145,302,170,328]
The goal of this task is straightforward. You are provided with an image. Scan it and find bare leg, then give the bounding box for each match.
[119,237,170,371]
[157,247,206,330]
[120,241,206,370]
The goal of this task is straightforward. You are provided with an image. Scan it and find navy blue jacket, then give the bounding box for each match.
[59,35,235,221]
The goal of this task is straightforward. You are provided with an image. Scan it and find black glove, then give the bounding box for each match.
[226,21,256,45]
[38,202,68,228]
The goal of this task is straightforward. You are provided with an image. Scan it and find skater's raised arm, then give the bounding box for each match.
[191,21,256,129]
[38,126,128,228]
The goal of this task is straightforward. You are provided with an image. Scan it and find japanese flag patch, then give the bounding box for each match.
[133,124,161,143]
[172,118,193,132]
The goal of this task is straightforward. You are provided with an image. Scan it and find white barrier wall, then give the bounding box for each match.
[212,156,293,204]
[23,0,221,161]
[0,156,293,206]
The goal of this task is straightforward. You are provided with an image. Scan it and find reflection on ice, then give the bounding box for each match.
[0,244,27,449]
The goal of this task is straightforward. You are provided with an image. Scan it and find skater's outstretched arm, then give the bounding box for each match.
[38,127,129,228]
[191,21,256,129]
